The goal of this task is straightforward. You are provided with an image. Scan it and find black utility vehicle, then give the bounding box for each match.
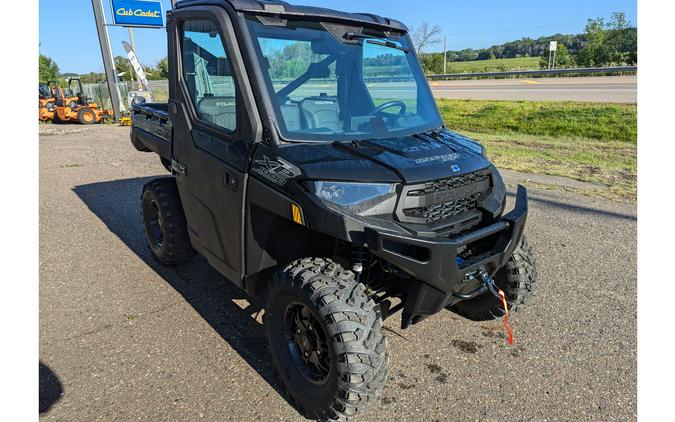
[131,1,537,419]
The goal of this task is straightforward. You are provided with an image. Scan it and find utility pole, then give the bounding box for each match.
[443,36,447,74]
[128,28,137,90]
[91,0,123,120]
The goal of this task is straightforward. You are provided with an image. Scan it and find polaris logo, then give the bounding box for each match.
[451,165,461,172]
[414,153,460,164]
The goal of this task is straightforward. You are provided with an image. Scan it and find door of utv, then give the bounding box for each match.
[167,6,261,285]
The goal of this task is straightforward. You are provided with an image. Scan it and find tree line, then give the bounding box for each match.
[418,12,636,74]
[39,54,169,85]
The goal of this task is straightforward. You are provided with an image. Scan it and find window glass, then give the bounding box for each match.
[362,41,418,114]
[247,17,442,142]
[258,37,337,98]
[181,19,237,132]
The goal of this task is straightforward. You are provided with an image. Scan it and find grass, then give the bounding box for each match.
[436,99,637,202]
[437,100,637,143]
[444,57,540,74]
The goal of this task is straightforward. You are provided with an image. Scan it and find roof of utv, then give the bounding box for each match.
[175,0,408,32]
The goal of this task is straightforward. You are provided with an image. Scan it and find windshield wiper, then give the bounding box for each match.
[366,39,410,53]
[343,32,410,53]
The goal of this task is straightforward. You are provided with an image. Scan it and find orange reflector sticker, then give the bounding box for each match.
[291,204,303,225]
[498,289,514,346]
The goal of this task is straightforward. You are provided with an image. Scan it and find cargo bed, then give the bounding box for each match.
[130,103,172,161]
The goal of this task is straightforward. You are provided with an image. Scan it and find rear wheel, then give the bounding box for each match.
[265,258,388,421]
[141,177,195,265]
[450,236,537,321]
[77,107,97,125]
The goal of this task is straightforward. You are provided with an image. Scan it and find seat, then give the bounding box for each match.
[279,103,302,132]
[197,96,236,131]
[300,97,341,131]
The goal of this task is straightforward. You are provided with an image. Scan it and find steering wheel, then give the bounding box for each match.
[372,101,407,115]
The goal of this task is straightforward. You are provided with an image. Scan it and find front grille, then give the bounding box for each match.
[401,169,491,224]
[407,171,490,197]
[403,192,481,222]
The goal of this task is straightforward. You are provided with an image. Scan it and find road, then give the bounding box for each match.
[39,125,636,421]
[430,75,637,103]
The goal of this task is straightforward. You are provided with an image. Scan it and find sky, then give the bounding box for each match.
[39,0,637,75]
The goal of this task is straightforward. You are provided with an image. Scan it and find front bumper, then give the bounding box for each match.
[365,185,529,328]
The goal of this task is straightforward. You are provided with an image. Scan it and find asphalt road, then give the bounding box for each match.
[39,125,637,421]
[429,75,637,103]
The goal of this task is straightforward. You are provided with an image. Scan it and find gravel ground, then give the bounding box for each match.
[39,124,637,421]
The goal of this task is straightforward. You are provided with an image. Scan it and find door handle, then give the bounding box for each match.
[172,160,187,176]
[224,170,238,192]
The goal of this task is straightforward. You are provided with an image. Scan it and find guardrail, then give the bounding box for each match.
[427,66,637,80]
[82,65,637,107]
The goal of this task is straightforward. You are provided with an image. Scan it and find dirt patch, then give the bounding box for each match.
[426,363,442,373]
[381,396,396,405]
[398,381,416,390]
[450,339,482,354]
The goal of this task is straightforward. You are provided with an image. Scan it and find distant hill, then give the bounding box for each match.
[420,17,637,75]
[441,33,588,62]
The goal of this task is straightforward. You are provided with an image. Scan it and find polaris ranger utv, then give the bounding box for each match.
[130,1,537,419]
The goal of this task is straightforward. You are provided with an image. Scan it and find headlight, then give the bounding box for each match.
[305,181,397,215]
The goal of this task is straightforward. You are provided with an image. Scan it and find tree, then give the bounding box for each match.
[607,12,637,64]
[539,43,575,69]
[157,57,169,78]
[573,13,636,67]
[39,54,60,82]
[411,22,442,55]
[79,72,106,84]
[420,53,443,74]
[114,56,133,81]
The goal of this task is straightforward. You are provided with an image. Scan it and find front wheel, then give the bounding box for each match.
[265,258,388,421]
[77,107,97,125]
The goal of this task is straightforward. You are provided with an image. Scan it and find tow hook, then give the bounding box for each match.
[477,270,500,299]
[478,270,515,346]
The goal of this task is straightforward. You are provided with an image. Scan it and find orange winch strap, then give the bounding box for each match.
[498,289,514,346]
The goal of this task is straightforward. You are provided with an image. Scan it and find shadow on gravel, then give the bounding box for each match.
[507,191,637,221]
[73,177,294,413]
[39,361,63,414]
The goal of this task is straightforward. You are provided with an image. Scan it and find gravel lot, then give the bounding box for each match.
[39,124,637,421]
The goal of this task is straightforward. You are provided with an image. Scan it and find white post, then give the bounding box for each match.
[128,27,136,90]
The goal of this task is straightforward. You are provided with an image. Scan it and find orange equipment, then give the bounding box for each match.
[52,78,112,124]
[38,81,63,121]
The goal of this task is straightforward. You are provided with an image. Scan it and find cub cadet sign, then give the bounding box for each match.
[111,0,164,27]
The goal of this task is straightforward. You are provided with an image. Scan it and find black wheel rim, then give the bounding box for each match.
[283,302,331,385]
[146,200,164,248]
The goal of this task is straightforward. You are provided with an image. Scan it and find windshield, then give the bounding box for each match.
[246,17,442,142]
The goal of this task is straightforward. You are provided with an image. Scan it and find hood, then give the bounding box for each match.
[275,130,491,185]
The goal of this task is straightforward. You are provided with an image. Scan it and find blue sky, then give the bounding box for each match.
[39,0,637,74]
